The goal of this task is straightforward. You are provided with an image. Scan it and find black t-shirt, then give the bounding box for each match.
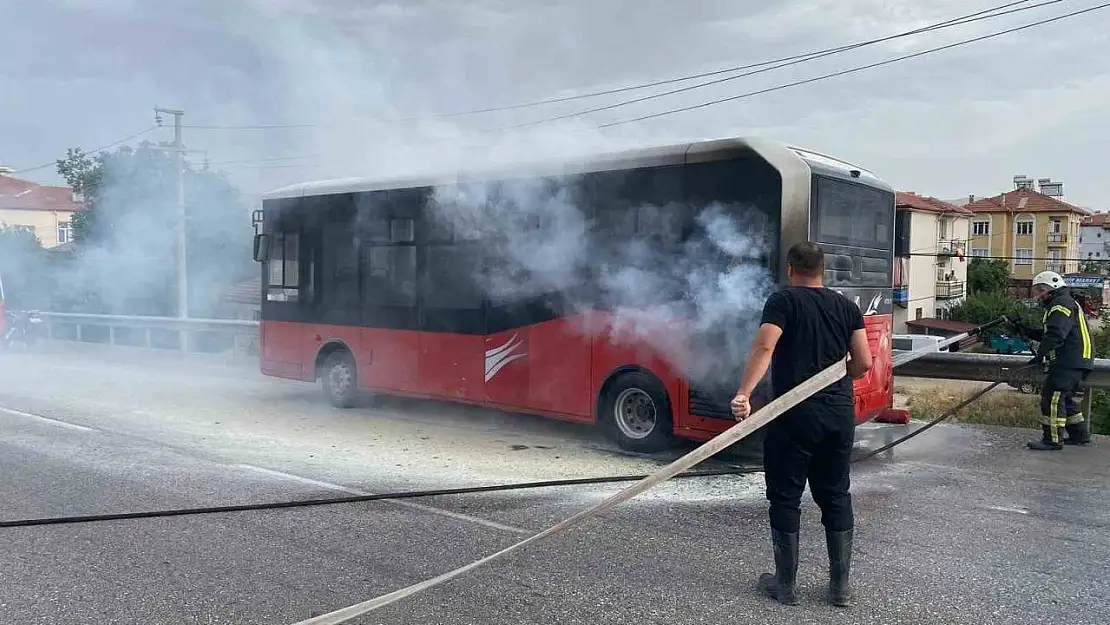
[759,286,865,407]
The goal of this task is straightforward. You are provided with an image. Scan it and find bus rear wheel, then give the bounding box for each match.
[599,371,677,453]
[321,350,358,408]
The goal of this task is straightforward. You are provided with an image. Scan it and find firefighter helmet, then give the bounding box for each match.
[1032,270,1065,290]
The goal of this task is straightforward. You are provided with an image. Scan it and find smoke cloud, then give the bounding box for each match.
[427,174,776,388]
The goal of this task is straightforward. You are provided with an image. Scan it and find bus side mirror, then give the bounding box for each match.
[253,234,270,262]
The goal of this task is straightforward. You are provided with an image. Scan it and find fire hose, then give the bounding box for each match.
[0,317,1025,624]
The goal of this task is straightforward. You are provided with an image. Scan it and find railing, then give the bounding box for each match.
[935,280,965,299]
[1047,233,1068,244]
[14,311,259,355]
[936,238,965,256]
[1046,262,1065,272]
[896,351,1110,390]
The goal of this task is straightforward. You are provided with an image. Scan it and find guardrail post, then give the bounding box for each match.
[108,325,116,346]
[1084,390,1094,429]
[75,323,83,343]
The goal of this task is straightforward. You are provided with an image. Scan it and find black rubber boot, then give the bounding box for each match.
[757,529,799,605]
[1027,425,1062,451]
[826,529,853,607]
[1065,421,1092,445]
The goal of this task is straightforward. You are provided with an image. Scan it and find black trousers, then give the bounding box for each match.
[1039,368,1089,443]
[762,401,856,533]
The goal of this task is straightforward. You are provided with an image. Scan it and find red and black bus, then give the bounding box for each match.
[252,137,895,452]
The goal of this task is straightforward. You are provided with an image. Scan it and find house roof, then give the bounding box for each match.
[965,187,1090,216]
[223,276,261,305]
[896,191,973,215]
[0,174,84,212]
[1081,212,1110,227]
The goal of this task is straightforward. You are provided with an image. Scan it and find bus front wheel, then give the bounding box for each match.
[598,371,677,453]
[321,350,358,408]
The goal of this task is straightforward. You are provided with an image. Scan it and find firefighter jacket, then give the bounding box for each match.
[1021,288,1094,371]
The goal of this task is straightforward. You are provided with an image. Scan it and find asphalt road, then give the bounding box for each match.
[1,342,1108,624]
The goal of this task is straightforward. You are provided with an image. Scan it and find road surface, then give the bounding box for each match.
[0,342,1107,624]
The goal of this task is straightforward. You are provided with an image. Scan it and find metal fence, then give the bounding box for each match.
[16,311,259,356]
[15,311,1110,391]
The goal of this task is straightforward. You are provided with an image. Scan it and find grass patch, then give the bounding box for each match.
[905,387,1042,429]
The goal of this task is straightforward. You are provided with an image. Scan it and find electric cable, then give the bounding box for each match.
[179,0,1054,131]
[509,0,1070,131]
[180,0,1097,168]
[598,1,1109,128]
[9,127,159,175]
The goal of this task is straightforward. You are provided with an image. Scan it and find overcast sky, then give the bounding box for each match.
[2,0,1107,208]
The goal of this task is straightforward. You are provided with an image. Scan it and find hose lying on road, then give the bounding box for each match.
[0,378,1009,530]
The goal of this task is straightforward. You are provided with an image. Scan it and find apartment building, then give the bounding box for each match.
[893,192,971,333]
[964,175,1089,277]
[1079,212,1110,264]
[0,169,82,247]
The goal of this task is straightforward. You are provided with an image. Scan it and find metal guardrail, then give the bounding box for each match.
[14,311,258,355]
[895,351,1110,390]
[15,311,1110,392]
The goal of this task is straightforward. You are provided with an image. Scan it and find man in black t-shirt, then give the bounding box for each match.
[731,241,873,608]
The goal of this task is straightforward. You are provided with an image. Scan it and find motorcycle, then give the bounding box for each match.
[3,310,42,348]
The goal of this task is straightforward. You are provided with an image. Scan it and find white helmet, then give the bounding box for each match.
[1032,270,1065,290]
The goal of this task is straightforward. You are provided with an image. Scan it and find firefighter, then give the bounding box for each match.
[1010,271,1094,450]
[731,241,873,607]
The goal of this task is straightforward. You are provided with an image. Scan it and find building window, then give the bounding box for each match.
[972,221,990,236]
[915,307,923,320]
[1016,220,1034,236]
[1015,248,1033,265]
[57,222,72,245]
[970,248,989,258]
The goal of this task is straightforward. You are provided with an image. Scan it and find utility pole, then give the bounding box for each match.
[154,107,188,348]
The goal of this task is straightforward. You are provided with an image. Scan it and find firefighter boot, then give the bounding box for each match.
[1027,425,1063,451]
[1065,420,1092,445]
[826,528,854,607]
[758,529,799,605]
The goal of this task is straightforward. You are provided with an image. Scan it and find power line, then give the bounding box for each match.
[507,0,1067,131]
[10,127,159,175]
[182,0,1096,169]
[598,1,1109,128]
[179,0,1051,132]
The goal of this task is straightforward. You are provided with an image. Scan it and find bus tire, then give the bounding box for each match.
[598,371,677,453]
[321,349,358,408]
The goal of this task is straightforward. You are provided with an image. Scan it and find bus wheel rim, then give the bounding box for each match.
[329,362,353,396]
[614,387,657,440]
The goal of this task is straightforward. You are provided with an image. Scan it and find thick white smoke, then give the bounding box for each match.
[427,174,776,388]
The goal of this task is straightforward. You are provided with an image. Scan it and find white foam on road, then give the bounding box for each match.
[0,406,97,433]
[234,463,530,535]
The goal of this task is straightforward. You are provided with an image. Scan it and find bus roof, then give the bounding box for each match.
[261,136,888,201]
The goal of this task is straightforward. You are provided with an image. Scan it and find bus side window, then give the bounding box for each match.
[362,218,417,309]
[423,245,483,311]
[266,232,300,302]
[321,221,361,316]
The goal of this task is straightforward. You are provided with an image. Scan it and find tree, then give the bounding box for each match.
[53,142,254,317]
[967,257,1010,295]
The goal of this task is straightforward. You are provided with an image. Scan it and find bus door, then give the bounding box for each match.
[357,199,420,393]
[257,223,314,380]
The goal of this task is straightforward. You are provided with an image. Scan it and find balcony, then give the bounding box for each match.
[1047,233,1068,245]
[893,286,908,308]
[935,280,966,300]
[1046,262,1065,273]
[936,238,965,257]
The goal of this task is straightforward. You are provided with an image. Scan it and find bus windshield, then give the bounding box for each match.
[814,176,893,251]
